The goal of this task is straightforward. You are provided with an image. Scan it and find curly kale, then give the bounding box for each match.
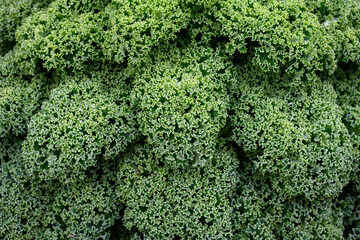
[0,0,359,239]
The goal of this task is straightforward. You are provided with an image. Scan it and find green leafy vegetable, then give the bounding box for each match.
[0,0,359,239]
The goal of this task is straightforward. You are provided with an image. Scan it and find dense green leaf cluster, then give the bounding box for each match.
[0,0,359,239]
[0,0,53,54]
[232,168,346,239]
[117,143,239,239]
[231,64,356,200]
[132,45,232,168]
[22,75,136,182]
[0,158,121,239]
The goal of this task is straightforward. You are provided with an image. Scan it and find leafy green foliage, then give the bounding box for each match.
[216,0,360,82]
[0,73,56,162]
[232,169,345,240]
[0,0,53,55]
[102,0,190,65]
[13,0,190,73]
[330,65,360,240]
[132,45,232,168]
[22,75,136,182]
[231,64,357,200]
[306,0,360,64]
[0,158,121,239]
[330,66,360,144]
[117,143,239,239]
[0,0,359,239]
[0,74,52,138]
[339,182,360,240]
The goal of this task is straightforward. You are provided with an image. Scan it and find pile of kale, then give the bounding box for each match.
[0,0,359,239]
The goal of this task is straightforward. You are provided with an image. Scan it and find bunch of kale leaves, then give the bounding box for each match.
[0,0,359,239]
